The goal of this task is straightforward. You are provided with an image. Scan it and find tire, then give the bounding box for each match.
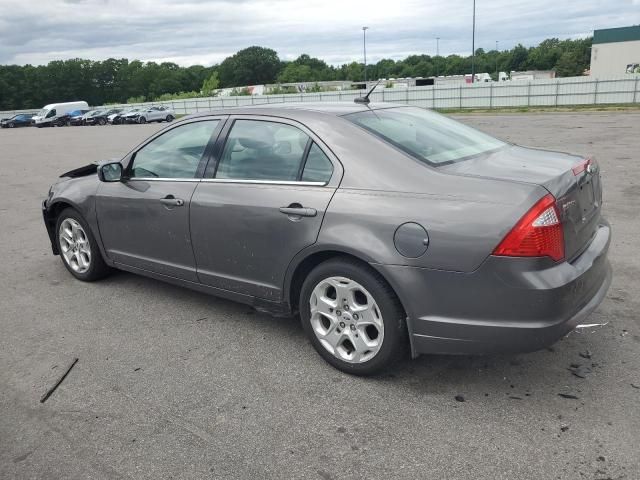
[299,257,407,376]
[8,122,15,128]
[55,208,111,282]
[138,116,146,124]
[98,118,106,126]
[166,115,174,122]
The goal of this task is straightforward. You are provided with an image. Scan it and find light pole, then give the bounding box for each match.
[436,37,440,77]
[495,40,499,81]
[362,26,369,85]
[471,0,476,83]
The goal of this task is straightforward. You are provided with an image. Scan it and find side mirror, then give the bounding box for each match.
[98,162,123,182]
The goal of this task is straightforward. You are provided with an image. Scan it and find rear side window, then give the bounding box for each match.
[216,120,310,181]
[302,143,333,182]
[345,107,506,166]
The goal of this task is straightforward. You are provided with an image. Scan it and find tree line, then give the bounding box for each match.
[0,37,591,110]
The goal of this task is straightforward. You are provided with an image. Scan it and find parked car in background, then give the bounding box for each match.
[80,110,100,125]
[127,106,175,124]
[42,102,611,375]
[64,109,91,126]
[1,113,35,128]
[86,108,122,126]
[33,101,89,127]
[109,108,139,125]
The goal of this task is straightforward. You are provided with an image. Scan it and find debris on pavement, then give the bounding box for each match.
[558,393,579,400]
[569,364,593,379]
[40,357,78,403]
[579,350,592,359]
[455,395,465,402]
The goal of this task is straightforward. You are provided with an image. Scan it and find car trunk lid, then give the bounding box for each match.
[440,145,603,261]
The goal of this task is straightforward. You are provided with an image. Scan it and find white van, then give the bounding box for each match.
[33,101,89,127]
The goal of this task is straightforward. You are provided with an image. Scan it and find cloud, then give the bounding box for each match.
[0,0,635,66]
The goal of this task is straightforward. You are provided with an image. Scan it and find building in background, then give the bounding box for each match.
[510,70,556,81]
[590,25,640,77]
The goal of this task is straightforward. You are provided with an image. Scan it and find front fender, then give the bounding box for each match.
[43,176,106,261]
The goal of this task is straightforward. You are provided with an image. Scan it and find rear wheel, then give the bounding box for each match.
[299,258,407,375]
[55,208,111,282]
[98,118,106,126]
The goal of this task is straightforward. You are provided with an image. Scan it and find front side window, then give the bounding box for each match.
[46,109,56,118]
[130,120,220,179]
[216,120,310,181]
[345,107,506,166]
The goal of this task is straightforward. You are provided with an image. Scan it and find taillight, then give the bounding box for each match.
[572,157,592,176]
[493,194,564,261]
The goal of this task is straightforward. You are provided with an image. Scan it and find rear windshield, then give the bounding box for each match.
[344,107,506,166]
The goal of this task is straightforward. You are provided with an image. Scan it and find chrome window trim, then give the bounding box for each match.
[126,177,326,186]
[201,178,326,186]
[127,177,201,182]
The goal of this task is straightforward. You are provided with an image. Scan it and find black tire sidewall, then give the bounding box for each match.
[299,259,406,376]
[55,208,108,281]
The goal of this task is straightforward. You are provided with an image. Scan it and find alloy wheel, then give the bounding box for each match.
[309,276,384,364]
[59,218,92,274]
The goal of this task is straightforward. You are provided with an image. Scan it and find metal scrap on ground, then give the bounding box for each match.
[39,357,78,403]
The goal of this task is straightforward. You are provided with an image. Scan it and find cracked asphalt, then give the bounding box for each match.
[0,112,639,479]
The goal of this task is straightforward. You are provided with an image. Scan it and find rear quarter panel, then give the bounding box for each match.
[295,113,548,272]
[321,182,545,272]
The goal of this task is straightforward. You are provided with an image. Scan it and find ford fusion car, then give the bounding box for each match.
[42,102,611,375]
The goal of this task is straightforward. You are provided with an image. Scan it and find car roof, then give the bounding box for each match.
[184,102,405,120]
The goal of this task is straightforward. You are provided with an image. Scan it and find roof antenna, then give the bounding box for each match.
[354,79,382,104]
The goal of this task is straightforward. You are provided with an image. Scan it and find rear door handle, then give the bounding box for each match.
[160,195,184,207]
[279,206,317,217]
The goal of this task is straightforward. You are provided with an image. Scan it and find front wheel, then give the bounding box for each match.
[299,258,407,375]
[138,116,146,124]
[166,115,174,122]
[98,118,106,126]
[8,122,15,128]
[55,208,111,281]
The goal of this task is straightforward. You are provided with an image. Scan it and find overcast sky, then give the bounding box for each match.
[0,0,638,66]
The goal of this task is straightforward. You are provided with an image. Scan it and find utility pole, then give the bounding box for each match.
[362,26,369,85]
[436,37,440,77]
[471,0,476,83]
[495,40,499,81]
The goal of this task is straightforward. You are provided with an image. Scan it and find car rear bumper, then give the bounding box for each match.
[375,221,612,357]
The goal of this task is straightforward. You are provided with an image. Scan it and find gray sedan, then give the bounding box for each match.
[42,102,611,375]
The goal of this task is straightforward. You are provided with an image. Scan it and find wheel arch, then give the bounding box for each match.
[284,246,408,320]
[43,199,80,254]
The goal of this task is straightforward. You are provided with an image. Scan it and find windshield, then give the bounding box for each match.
[345,107,506,166]
[37,109,48,117]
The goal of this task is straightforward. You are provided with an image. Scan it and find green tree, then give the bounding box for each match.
[201,71,220,95]
[218,46,281,87]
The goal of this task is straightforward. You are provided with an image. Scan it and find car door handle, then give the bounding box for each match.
[279,206,317,217]
[160,196,184,207]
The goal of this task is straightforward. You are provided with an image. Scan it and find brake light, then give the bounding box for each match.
[493,194,564,261]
